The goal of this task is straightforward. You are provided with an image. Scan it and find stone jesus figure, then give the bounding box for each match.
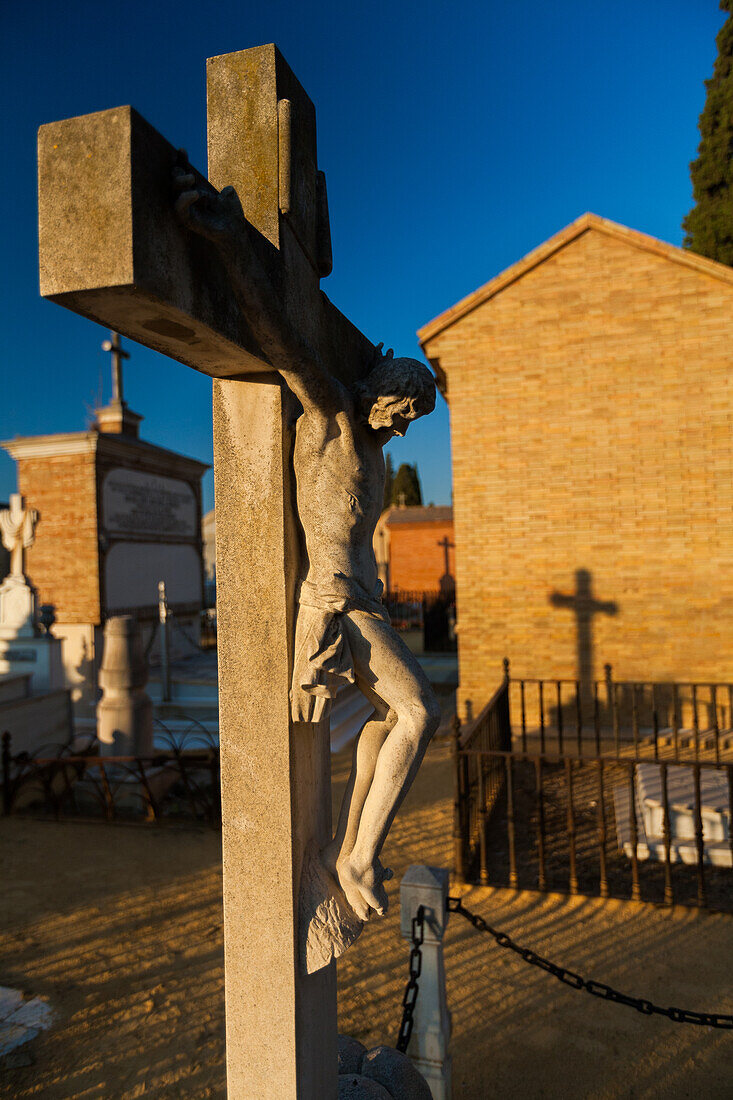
[174,170,441,925]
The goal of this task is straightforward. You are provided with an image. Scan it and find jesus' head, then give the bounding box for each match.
[354,353,436,438]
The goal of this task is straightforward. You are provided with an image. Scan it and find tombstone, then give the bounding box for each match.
[613,763,732,868]
[0,495,63,693]
[37,44,440,1099]
[2,334,208,705]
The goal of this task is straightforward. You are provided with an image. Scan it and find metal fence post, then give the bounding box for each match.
[2,731,11,815]
[400,865,452,1100]
[451,716,465,882]
[158,580,171,703]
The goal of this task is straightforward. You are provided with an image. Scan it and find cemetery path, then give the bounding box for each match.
[1,737,732,1098]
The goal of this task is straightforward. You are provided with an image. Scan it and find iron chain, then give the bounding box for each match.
[447,896,733,1030]
[396,905,425,1053]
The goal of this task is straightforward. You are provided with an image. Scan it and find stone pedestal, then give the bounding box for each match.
[400,866,452,1100]
[0,634,64,694]
[0,575,64,694]
[96,615,153,756]
[0,575,37,637]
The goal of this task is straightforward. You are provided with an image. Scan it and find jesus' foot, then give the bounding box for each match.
[335,853,394,922]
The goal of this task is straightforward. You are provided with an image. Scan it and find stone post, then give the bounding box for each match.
[400,866,452,1100]
[96,615,153,756]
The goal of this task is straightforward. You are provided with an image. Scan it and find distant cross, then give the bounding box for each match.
[550,569,618,701]
[38,45,384,1098]
[101,331,130,404]
[0,494,38,580]
[437,534,454,578]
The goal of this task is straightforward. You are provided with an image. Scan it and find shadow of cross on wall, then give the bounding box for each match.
[549,569,618,722]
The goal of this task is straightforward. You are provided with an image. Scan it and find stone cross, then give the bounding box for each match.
[38,45,381,1100]
[0,494,38,580]
[550,568,618,704]
[101,331,129,404]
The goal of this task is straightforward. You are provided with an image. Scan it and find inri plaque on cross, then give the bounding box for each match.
[38,44,439,1100]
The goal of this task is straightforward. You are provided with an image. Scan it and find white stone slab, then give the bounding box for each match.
[0,1023,38,1057]
[0,987,23,1018]
[613,781,732,868]
[6,997,54,1031]
[637,763,730,843]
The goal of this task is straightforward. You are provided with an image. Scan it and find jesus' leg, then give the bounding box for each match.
[333,611,441,920]
[321,681,397,884]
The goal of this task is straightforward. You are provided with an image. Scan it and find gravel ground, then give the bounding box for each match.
[1,736,731,1098]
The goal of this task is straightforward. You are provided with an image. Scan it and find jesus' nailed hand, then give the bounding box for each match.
[173,163,441,923]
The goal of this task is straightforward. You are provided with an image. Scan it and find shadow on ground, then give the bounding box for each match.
[1,737,731,1098]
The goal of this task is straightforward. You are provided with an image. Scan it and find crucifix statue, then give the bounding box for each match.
[38,45,438,1099]
[0,494,38,581]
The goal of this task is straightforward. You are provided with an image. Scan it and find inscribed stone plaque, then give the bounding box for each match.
[102,469,197,538]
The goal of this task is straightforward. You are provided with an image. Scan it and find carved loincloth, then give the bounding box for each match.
[290,577,389,723]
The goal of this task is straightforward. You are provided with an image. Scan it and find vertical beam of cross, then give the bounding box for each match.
[205,48,338,1099]
[550,568,618,706]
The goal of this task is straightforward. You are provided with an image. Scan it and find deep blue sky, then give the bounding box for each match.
[1,1,725,511]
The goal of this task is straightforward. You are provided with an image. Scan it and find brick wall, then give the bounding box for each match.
[18,452,101,623]
[389,520,455,591]
[423,225,733,717]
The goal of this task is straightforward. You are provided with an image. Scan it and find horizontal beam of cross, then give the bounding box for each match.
[38,104,374,383]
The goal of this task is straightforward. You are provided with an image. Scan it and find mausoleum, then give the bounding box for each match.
[2,334,208,703]
[419,213,733,714]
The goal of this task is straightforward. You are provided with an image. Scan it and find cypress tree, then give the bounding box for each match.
[383,453,394,510]
[391,463,423,506]
[683,2,733,263]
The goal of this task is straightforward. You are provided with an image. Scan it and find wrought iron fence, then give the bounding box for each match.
[383,589,457,652]
[511,666,733,762]
[452,661,512,881]
[2,721,220,827]
[453,662,733,911]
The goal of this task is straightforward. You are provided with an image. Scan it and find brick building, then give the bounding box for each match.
[419,214,733,717]
[384,505,454,592]
[2,344,207,703]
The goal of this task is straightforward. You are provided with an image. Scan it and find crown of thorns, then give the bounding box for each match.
[354,343,436,415]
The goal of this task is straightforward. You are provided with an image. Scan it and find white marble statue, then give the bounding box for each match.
[0,494,38,581]
[173,170,440,941]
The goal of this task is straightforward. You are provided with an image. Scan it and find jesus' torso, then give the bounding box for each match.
[293,400,384,601]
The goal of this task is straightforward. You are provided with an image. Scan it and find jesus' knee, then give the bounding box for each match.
[402,689,441,745]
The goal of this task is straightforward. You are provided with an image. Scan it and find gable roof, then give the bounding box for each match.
[387,505,453,526]
[417,212,733,348]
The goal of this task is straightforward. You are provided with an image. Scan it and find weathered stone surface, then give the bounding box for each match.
[337,1035,367,1076]
[337,1075,392,1100]
[38,106,260,380]
[300,843,363,974]
[361,1046,433,1100]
